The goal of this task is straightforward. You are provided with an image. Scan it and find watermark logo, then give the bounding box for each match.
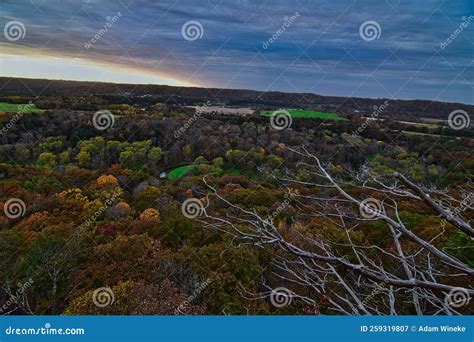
[443,192,473,224]
[174,101,210,139]
[175,278,212,314]
[0,101,34,136]
[181,21,204,41]
[4,21,26,41]
[3,198,26,219]
[0,278,34,314]
[270,109,292,130]
[269,287,293,307]
[92,110,115,131]
[5,322,85,336]
[445,287,470,308]
[84,12,123,49]
[359,21,381,41]
[262,12,300,49]
[363,282,386,304]
[181,198,204,219]
[359,198,382,219]
[440,16,474,50]
[448,109,470,130]
[267,189,299,221]
[352,100,390,137]
[76,188,122,232]
[92,287,115,308]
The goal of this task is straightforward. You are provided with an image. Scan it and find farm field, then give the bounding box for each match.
[168,165,196,180]
[0,101,43,113]
[260,109,347,121]
[188,105,254,115]
[397,120,441,129]
[168,164,242,180]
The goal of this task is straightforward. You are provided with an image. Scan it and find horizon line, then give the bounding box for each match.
[1,75,473,106]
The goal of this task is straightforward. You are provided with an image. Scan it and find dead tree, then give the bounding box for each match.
[201,147,473,315]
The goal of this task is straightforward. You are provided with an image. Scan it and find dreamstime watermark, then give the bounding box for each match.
[0,278,34,314]
[449,192,473,220]
[181,20,204,41]
[440,191,473,227]
[3,198,26,219]
[269,287,293,307]
[92,110,115,130]
[267,189,299,221]
[445,287,471,308]
[5,323,85,336]
[270,109,292,130]
[262,12,300,49]
[92,287,115,308]
[181,198,204,219]
[359,21,381,41]
[174,101,210,139]
[448,109,470,130]
[4,20,26,41]
[0,101,34,136]
[359,198,382,219]
[352,101,390,137]
[363,282,386,304]
[175,278,212,314]
[440,16,474,50]
[77,188,122,231]
[84,12,123,49]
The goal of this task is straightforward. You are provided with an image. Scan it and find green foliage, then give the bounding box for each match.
[37,152,56,169]
[296,169,311,181]
[59,148,72,164]
[443,231,474,267]
[119,140,162,171]
[182,144,192,160]
[157,208,197,247]
[39,137,64,152]
[134,186,162,211]
[24,175,62,194]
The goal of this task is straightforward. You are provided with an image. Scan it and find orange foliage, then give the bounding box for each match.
[139,208,161,222]
[97,174,119,188]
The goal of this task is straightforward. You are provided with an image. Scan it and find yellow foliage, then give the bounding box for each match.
[116,201,130,210]
[58,188,89,202]
[97,174,119,188]
[139,208,161,222]
[64,281,135,315]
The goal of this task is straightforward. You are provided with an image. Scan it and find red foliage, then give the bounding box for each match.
[95,224,118,236]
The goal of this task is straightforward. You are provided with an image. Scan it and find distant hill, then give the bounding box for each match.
[0,77,472,120]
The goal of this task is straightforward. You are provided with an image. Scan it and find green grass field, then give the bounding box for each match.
[0,102,43,113]
[260,109,347,121]
[168,165,196,180]
[168,165,242,180]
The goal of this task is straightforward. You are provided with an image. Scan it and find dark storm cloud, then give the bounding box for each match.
[1,0,473,103]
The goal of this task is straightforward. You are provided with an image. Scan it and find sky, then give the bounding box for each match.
[0,0,473,103]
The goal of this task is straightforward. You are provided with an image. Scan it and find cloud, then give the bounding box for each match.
[1,0,473,103]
